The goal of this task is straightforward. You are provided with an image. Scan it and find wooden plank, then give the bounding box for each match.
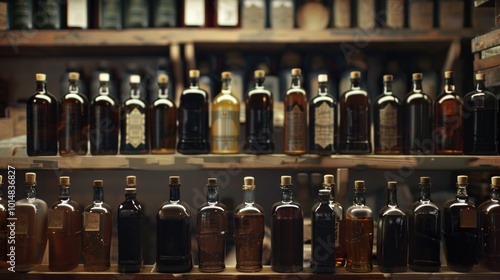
[473,53,500,69]
[471,28,500,53]
[475,0,495,7]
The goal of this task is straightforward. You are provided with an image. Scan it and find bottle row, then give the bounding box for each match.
[1,172,500,274]
[26,66,498,156]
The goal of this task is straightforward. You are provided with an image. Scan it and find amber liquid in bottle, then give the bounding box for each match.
[478,176,500,271]
[48,176,82,271]
[323,175,346,267]
[151,74,177,154]
[0,176,8,269]
[374,75,402,154]
[27,73,58,156]
[311,188,335,273]
[284,68,307,155]
[309,74,336,155]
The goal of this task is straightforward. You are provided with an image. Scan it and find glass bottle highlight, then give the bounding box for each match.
[151,73,177,154]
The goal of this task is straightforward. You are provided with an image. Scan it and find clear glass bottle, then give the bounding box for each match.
[82,180,112,271]
[443,175,477,272]
[478,176,500,271]
[212,71,240,154]
[345,180,373,272]
[271,175,304,272]
[151,74,177,154]
[0,176,8,269]
[234,176,265,272]
[196,178,228,272]
[323,174,346,267]
[311,188,335,273]
[338,71,371,154]
[120,75,149,154]
[409,176,441,272]
[117,176,143,273]
[377,181,408,272]
[156,176,192,273]
[309,74,336,155]
[27,73,58,156]
[47,176,82,271]
[374,75,402,154]
[15,172,48,272]
[284,68,308,155]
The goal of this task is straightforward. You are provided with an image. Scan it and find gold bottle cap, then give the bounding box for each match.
[383,75,393,82]
[281,175,292,185]
[475,73,485,81]
[243,176,255,190]
[291,68,301,76]
[93,180,104,187]
[189,69,200,78]
[318,74,328,83]
[26,172,36,184]
[457,175,468,185]
[444,71,454,78]
[69,72,79,80]
[59,176,70,185]
[157,74,169,84]
[254,70,265,78]
[208,178,217,185]
[412,73,423,80]
[388,181,397,189]
[323,175,334,185]
[350,71,361,79]
[99,73,110,82]
[491,176,500,187]
[126,176,136,186]
[130,75,141,84]
[36,73,46,81]
[420,176,431,184]
[169,176,180,185]
[221,71,232,79]
[354,180,365,189]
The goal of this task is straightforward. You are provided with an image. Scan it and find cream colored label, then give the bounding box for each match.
[184,0,205,26]
[379,104,398,150]
[217,0,239,26]
[357,0,375,29]
[409,1,433,30]
[48,209,64,230]
[271,0,294,29]
[334,0,351,28]
[242,0,265,29]
[84,213,100,232]
[15,210,29,235]
[126,107,146,148]
[387,0,404,28]
[314,102,334,149]
[286,104,306,150]
[67,0,88,28]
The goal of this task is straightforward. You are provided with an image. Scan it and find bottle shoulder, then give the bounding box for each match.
[411,200,440,213]
[285,87,307,96]
[198,202,228,213]
[346,204,372,218]
[50,199,82,212]
[444,198,476,210]
[29,92,58,104]
[182,88,208,98]
[375,94,401,106]
[153,97,176,108]
[379,205,406,217]
[435,92,463,105]
[404,92,432,104]
[84,202,112,213]
[341,89,369,100]
[478,199,500,212]
[311,94,336,105]
[213,92,240,106]
[62,92,88,104]
[93,94,119,106]
[248,88,272,97]
[124,98,147,108]
[16,197,48,208]
[234,203,265,215]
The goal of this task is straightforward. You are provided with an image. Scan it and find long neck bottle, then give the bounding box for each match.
[309,74,336,155]
[463,73,498,155]
[377,181,407,272]
[478,176,500,271]
[311,188,335,273]
[323,174,346,267]
[120,75,149,154]
[0,176,6,269]
[374,75,402,154]
[151,74,177,154]
[27,73,58,156]
[284,68,308,155]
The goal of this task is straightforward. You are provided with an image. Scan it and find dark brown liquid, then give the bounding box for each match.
[177,92,210,154]
[377,214,407,272]
[120,100,149,154]
[311,203,335,273]
[478,201,500,271]
[90,96,120,155]
[345,216,373,272]
[463,91,498,154]
[234,213,264,272]
[284,92,307,155]
[244,93,274,154]
[271,204,304,272]
[196,206,227,272]
[338,93,371,154]
[27,92,58,156]
[403,92,433,154]
[409,206,441,272]
[58,94,89,155]
[118,199,143,273]
[434,95,463,154]
[151,99,177,154]
[82,212,112,271]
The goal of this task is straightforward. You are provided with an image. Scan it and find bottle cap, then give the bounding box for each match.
[383,75,393,82]
[130,75,141,84]
[208,178,217,185]
[350,71,361,79]
[59,176,70,185]
[254,70,265,78]
[291,68,301,76]
[412,73,423,80]
[189,69,200,78]
[157,74,169,84]
[125,187,136,194]
[457,175,468,185]
[318,74,328,83]
[387,181,397,189]
[323,174,334,185]
[354,180,365,190]
[26,172,36,184]
[475,73,485,81]
[93,180,104,187]
[444,71,453,78]
[169,176,180,185]
[420,176,431,184]
[99,73,110,82]
[69,72,79,80]
[36,73,46,81]
[491,176,500,187]
[281,175,292,185]
[243,176,255,190]
[126,176,136,186]
[221,71,232,79]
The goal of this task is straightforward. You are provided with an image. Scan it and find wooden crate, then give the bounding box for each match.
[471,28,500,87]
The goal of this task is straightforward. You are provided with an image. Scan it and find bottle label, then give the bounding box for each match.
[13,0,32,28]
[48,209,65,230]
[314,102,334,149]
[212,109,239,149]
[379,103,398,150]
[126,107,146,148]
[242,0,265,29]
[67,0,88,29]
[155,0,176,27]
[460,208,477,228]
[15,209,29,235]
[286,104,306,150]
[217,0,239,26]
[334,0,350,28]
[37,0,60,28]
[386,0,404,28]
[184,0,205,26]
[271,0,294,29]
[84,212,100,232]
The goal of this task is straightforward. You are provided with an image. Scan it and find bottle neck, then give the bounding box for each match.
[36,81,47,94]
[387,188,398,206]
[130,83,140,99]
[169,185,180,202]
[444,77,455,94]
[475,80,485,93]
[383,81,393,96]
[125,190,137,201]
[99,81,110,96]
[291,75,302,89]
[412,79,423,92]
[419,184,431,201]
[25,183,36,199]
[319,193,330,204]
[0,183,3,198]
[59,186,70,200]
[255,77,265,89]
[350,78,361,90]
[221,78,231,94]
[456,184,468,200]
[189,77,200,89]
[491,187,500,201]
[324,183,335,203]
[93,187,104,203]
[281,186,293,203]
[318,81,328,96]
[243,189,255,204]
[353,190,365,205]
[158,82,168,99]
[69,79,79,94]
[207,185,219,204]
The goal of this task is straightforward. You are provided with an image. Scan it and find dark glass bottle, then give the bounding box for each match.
[27,73,58,156]
[323,174,346,267]
[284,68,308,155]
[309,74,336,155]
[377,181,408,273]
[156,176,192,273]
[90,73,120,155]
[271,175,304,273]
[59,72,89,156]
[48,176,82,271]
[463,73,498,155]
[374,75,402,154]
[118,176,143,273]
[409,176,441,272]
[0,176,6,269]
[478,176,500,271]
[123,0,149,28]
[196,178,228,272]
[120,75,149,154]
[243,70,275,154]
[403,73,433,154]
[99,0,122,29]
[443,175,477,272]
[338,71,371,154]
[151,74,177,154]
[234,176,265,272]
[152,0,177,27]
[177,70,210,154]
[34,0,61,29]
[8,0,33,30]
[311,188,335,273]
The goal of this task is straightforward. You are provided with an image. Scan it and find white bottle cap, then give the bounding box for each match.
[99,73,110,82]
[318,74,328,83]
[291,68,301,75]
[69,72,80,80]
[36,73,46,81]
[189,70,200,78]
[130,75,141,84]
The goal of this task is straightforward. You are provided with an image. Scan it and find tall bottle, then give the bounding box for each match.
[374,75,402,154]
[0,176,6,269]
[377,181,408,272]
[463,73,498,154]
[478,176,500,271]
[26,73,58,156]
[434,71,463,154]
[403,73,433,154]
[323,174,346,267]
[156,176,192,273]
[177,70,210,154]
[120,75,149,154]
[243,70,275,154]
[338,71,371,154]
[271,176,304,272]
[211,71,240,153]
[196,178,228,272]
[234,176,265,272]
[47,176,82,271]
[117,176,143,273]
[90,73,120,155]
[309,74,336,155]
[284,68,308,155]
[15,172,48,272]
[151,74,177,154]
[345,180,373,272]
[311,188,335,273]
[82,180,112,271]
[409,176,441,272]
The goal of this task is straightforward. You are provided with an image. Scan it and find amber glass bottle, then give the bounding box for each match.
[374,75,402,154]
[309,74,336,155]
[478,176,500,271]
[212,71,240,153]
[120,75,149,154]
[151,74,177,154]
[284,68,307,155]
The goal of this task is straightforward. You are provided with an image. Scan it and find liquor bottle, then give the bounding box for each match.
[311,188,335,273]
[183,0,207,27]
[124,0,149,28]
[443,175,477,272]
[463,73,498,155]
[309,74,336,155]
[177,70,210,154]
[284,68,308,155]
[196,178,228,272]
[212,71,240,154]
[216,0,240,27]
[270,0,294,29]
[34,0,61,29]
[90,73,120,155]
[15,173,48,272]
[243,70,275,154]
[59,72,89,156]
[117,176,143,273]
[403,73,433,154]
[478,176,500,271]
[82,180,112,271]
[374,75,402,154]
[234,176,265,272]
[152,0,177,27]
[271,175,304,272]
[333,0,351,28]
[26,73,58,156]
[434,71,463,154]
[156,176,192,273]
[355,0,376,29]
[99,0,122,29]
[241,0,266,29]
[0,176,8,269]
[377,181,408,273]
[338,71,372,154]
[408,176,441,272]
[66,0,89,29]
[8,0,33,30]
[120,75,149,154]
[385,0,405,28]
[151,74,176,154]
[323,174,346,267]
[345,180,373,272]
[47,176,82,271]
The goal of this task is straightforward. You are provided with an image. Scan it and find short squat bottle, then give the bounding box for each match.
[323,174,346,267]
[374,75,402,154]
[0,176,7,269]
[121,75,150,154]
[309,74,336,155]
[151,74,177,154]
[478,176,500,271]
[311,188,335,273]
[284,68,308,156]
